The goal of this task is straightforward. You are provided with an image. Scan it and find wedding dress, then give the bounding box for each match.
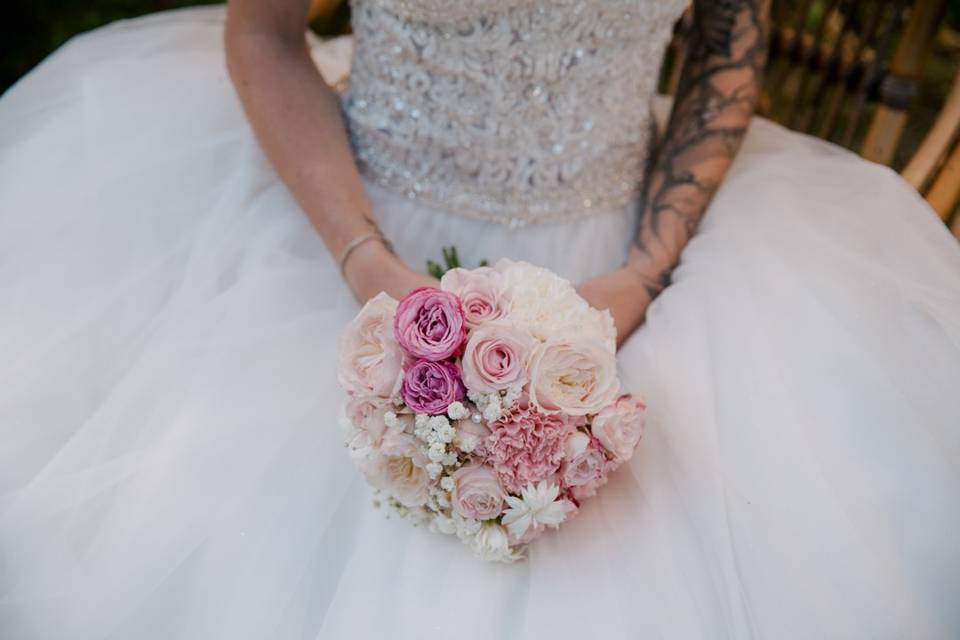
[2,2,959,638]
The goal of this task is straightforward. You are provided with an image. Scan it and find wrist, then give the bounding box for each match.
[342,239,395,299]
[623,247,670,297]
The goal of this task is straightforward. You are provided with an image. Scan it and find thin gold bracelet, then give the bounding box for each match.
[338,232,394,279]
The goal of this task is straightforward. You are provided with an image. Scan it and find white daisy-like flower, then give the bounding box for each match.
[426,462,443,479]
[501,481,576,539]
[440,476,455,492]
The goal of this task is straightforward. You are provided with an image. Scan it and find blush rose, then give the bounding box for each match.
[528,338,619,416]
[450,464,506,520]
[338,292,404,398]
[360,430,431,507]
[461,322,534,394]
[440,267,507,328]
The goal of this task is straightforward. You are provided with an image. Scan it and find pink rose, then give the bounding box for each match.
[360,430,431,507]
[591,394,646,462]
[560,431,611,500]
[484,395,577,494]
[450,464,506,520]
[338,292,404,398]
[440,267,507,328]
[461,323,534,394]
[394,287,467,361]
[401,360,466,415]
[528,338,619,416]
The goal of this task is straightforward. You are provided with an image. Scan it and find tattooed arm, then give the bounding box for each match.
[578,0,770,344]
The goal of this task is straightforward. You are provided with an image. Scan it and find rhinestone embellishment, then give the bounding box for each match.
[341,0,690,227]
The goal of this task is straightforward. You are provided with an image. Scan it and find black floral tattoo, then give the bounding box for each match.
[632,0,769,299]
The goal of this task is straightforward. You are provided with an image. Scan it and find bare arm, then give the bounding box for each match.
[224,0,433,301]
[579,0,770,343]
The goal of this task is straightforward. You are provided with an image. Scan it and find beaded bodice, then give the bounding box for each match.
[341,0,690,227]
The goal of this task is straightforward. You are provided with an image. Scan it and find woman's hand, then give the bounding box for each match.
[343,240,438,303]
[576,259,655,348]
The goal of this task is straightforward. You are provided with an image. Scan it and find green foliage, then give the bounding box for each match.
[427,246,487,279]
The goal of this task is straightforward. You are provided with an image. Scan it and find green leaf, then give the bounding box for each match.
[426,246,489,277]
[426,259,445,280]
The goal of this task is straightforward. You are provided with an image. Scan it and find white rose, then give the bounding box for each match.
[360,430,432,507]
[528,338,620,416]
[338,293,404,398]
[495,259,615,351]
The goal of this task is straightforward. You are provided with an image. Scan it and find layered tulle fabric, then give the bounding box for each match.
[2,7,959,639]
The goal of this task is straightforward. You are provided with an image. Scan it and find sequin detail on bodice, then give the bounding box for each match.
[341,0,689,227]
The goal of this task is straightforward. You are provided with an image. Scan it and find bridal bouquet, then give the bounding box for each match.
[338,259,645,562]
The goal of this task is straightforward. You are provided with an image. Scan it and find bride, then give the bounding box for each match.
[1,0,958,637]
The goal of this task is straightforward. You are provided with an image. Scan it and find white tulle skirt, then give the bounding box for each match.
[2,7,959,639]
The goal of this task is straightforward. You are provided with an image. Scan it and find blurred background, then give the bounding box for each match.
[1,1,957,160]
[1,1,958,223]
[0,1,347,92]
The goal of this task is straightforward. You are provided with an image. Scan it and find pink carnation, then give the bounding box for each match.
[483,396,578,494]
[394,287,467,361]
